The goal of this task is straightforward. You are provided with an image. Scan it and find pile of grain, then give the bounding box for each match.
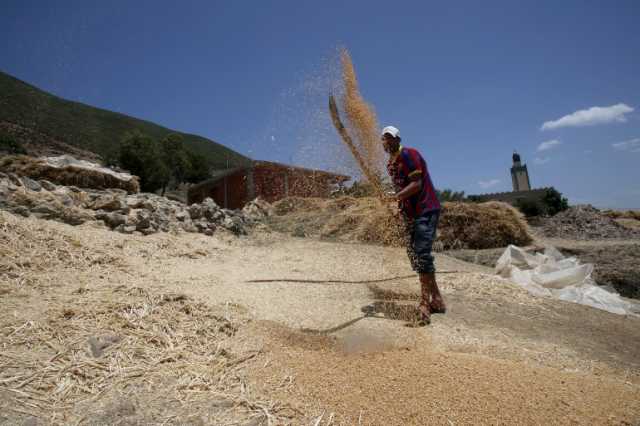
[539,205,640,240]
[270,196,533,250]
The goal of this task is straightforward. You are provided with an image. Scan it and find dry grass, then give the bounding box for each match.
[1,155,140,193]
[604,209,640,221]
[438,201,533,249]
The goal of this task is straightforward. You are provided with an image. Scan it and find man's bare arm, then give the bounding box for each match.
[395,180,421,201]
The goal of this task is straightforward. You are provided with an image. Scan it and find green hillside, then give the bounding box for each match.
[0,70,251,170]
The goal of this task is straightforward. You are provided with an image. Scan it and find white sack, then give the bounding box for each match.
[495,245,637,315]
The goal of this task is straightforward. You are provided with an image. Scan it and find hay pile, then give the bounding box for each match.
[438,201,533,249]
[1,155,140,193]
[269,196,533,250]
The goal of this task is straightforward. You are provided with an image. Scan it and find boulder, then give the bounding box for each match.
[95,212,127,228]
[31,203,59,218]
[39,180,57,191]
[21,177,42,192]
[8,173,22,187]
[52,188,74,207]
[91,195,126,212]
[135,210,151,230]
[223,216,247,236]
[11,206,30,217]
[125,196,145,209]
[175,210,189,222]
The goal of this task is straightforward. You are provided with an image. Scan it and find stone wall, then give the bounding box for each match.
[468,187,551,205]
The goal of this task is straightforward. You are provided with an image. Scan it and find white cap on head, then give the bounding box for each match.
[381,126,400,138]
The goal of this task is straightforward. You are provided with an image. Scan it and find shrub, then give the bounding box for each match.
[0,137,27,155]
[516,199,544,217]
[118,132,169,192]
[542,187,569,215]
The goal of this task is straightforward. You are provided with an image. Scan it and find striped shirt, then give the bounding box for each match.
[386,146,441,219]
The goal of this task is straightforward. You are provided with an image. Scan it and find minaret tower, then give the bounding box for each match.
[511,151,531,192]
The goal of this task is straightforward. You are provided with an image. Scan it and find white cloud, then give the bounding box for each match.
[584,149,593,154]
[612,138,640,152]
[537,139,562,152]
[270,135,276,141]
[478,179,500,189]
[541,103,634,131]
[534,157,550,165]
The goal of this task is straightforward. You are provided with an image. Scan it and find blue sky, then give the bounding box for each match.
[1,1,639,208]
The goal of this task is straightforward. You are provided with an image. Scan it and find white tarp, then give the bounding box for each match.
[495,245,639,316]
[43,155,135,182]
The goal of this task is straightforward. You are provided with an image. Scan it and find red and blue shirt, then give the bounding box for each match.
[386,146,441,219]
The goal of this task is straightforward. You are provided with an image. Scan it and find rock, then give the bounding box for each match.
[61,209,93,226]
[242,198,272,220]
[11,206,30,217]
[91,195,126,212]
[539,205,640,240]
[135,210,151,230]
[39,180,57,191]
[54,192,74,207]
[107,188,127,197]
[202,197,218,208]
[292,225,307,238]
[31,203,59,218]
[21,177,42,192]
[125,196,145,209]
[175,210,189,222]
[141,226,157,235]
[123,225,137,234]
[8,173,22,186]
[95,212,127,228]
[88,334,121,358]
[223,216,247,236]
[67,186,82,193]
[182,222,198,233]
[203,228,214,236]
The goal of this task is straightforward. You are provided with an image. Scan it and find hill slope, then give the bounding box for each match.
[0,70,251,169]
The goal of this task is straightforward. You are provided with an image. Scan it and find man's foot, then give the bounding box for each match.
[417,301,431,324]
[430,298,447,314]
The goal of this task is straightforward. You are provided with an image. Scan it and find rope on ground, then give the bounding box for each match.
[246,271,470,285]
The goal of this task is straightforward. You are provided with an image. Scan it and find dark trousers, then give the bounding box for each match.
[405,209,440,274]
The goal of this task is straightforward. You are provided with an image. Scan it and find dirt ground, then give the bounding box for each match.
[1,212,640,425]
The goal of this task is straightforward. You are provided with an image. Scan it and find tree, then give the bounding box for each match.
[159,133,190,194]
[118,131,169,192]
[542,187,569,215]
[184,150,211,183]
[0,136,27,155]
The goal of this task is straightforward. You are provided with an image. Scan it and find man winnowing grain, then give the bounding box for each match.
[381,125,445,324]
